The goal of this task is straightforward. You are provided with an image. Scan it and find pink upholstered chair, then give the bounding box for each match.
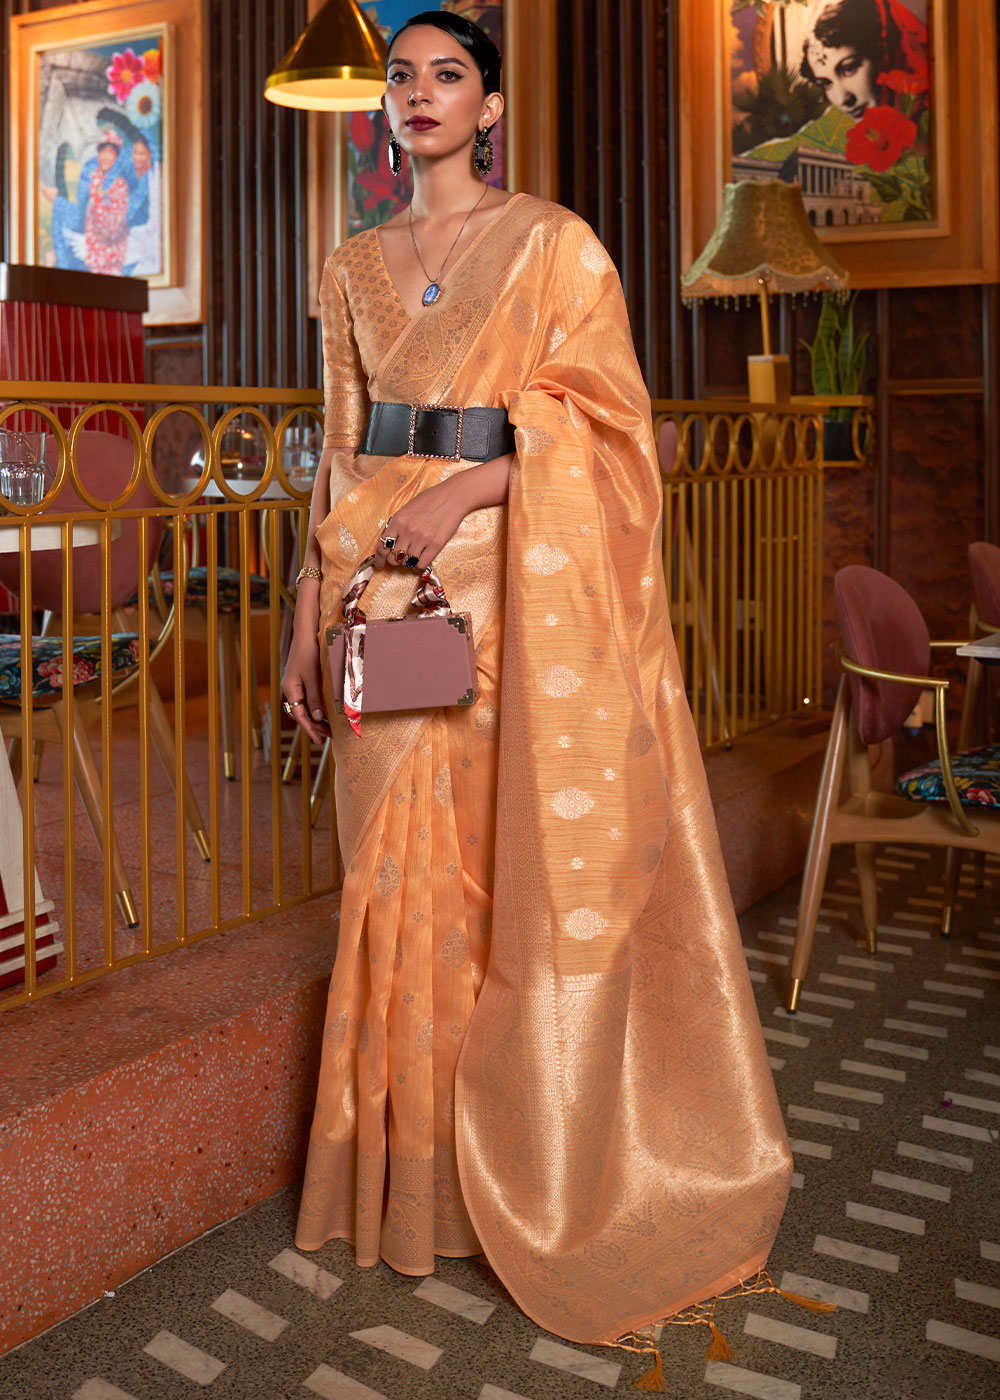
[0,431,209,925]
[787,564,1000,1011]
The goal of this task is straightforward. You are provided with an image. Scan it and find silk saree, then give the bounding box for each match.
[295,192,793,1347]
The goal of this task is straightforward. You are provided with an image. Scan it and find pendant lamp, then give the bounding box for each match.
[681,180,848,402]
[264,0,388,112]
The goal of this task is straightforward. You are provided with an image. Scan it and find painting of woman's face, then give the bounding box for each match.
[804,38,878,118]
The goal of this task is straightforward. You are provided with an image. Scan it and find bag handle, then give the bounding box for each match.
[337,553,452,738]
[341,554,452,626]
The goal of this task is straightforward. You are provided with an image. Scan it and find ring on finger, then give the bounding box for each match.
[405,554,420,569]
[380,534,396,550]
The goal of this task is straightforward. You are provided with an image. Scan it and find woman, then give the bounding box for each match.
[282,10,794,1363]
[799,0,928,118]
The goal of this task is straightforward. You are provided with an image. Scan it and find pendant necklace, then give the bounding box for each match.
[408,185,489,307]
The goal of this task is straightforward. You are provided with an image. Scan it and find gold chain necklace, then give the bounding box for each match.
[408,186,489,308]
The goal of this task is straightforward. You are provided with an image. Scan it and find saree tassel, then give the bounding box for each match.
[704,1320,733,1362]
[633,1348,665,1392]
[776,1288,837,1315]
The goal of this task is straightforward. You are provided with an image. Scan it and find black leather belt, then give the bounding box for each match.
[359,400,516,463]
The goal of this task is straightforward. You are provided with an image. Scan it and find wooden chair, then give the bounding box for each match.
[787,564,1000,1012]
[0,431,210,926]
[938,541,1000,912]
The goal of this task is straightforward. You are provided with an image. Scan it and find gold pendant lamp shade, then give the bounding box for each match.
[264,0,389,112]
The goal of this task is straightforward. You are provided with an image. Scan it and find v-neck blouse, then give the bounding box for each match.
[327,193,527,387]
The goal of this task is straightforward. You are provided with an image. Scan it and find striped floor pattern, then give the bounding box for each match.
[2,844,998,1400]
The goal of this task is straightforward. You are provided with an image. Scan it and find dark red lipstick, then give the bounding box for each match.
[406,117,439,130]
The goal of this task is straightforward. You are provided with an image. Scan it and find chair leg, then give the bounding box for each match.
[218,612,238,780]
[310,737,331,827]
[235,633,263,750]
[282,727,303,784]
[7,736,23,788]
[145,682,211,862]
[56,705,138,927]
[941,847,962,938]
[789,678,850,1011]
[31,611,58,781]
[855,843,878,953]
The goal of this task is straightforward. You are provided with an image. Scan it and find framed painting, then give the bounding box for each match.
[680,0,999,287]
[307,0,558,312]
[8,0,206,324]
[729,0,946,239]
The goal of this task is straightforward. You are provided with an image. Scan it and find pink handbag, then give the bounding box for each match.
[326,554,478,734]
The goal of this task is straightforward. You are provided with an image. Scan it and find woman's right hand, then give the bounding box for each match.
[281,618,330,744]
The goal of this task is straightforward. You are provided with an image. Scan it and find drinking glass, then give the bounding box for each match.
[282,425,321,489]
[0,430,50,508]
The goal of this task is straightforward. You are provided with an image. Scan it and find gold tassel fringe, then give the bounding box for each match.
[633,1348,665,1392]
[705,1318,733,1362]
[776,1288,837,1315]
[599,1265,837,1391]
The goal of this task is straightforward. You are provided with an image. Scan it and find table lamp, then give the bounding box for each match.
[264,0,388,112]
[681,179,848,403]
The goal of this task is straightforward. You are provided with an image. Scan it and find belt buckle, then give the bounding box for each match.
[407,402,465,462]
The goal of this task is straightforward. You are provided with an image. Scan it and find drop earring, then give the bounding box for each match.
[474,126,493,175]
[388,133,401,176]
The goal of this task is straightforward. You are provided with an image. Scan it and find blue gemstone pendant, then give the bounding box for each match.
[421,283,441,306]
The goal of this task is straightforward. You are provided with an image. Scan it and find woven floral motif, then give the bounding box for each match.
[897,745,1000,808]
[0,632,141,701]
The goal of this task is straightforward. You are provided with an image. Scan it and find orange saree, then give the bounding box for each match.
[295,192,793,1347]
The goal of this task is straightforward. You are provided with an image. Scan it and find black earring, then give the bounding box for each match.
[474,126,493,175]
[388,134,401,176]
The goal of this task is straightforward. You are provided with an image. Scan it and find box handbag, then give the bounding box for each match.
[326,554,478,735]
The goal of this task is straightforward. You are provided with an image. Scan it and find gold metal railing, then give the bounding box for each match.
[0,383,844,1009]
[0,382,326,1011]
[652,399,832,750]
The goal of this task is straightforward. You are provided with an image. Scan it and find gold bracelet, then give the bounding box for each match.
[295,565,323,589]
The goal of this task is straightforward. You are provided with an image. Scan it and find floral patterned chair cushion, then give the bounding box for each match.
[0,633,142,702]
[897,745,1000,808]
[157,567,271,612]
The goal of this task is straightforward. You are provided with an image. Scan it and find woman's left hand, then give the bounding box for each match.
[374,478,472,573]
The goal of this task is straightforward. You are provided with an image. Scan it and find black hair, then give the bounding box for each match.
[387,10,502,98]
[800,0,901,84]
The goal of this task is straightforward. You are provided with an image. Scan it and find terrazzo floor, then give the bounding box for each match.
[2,844,999,1400]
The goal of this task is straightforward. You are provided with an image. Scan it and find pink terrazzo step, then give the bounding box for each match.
[0,892,341,1356]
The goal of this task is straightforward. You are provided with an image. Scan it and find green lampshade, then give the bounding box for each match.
[682,180,848,302]
[265,0,388,112]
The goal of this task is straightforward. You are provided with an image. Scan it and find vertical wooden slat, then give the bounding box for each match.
[617,0,636,307]
[639,0,662,389]
[983,282,1000,544]
[664,0,687,397]
[875,289,892,572]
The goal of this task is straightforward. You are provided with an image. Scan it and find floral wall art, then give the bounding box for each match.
[728,0,941,237]
[9,0,207,324]
[36,32,167,279]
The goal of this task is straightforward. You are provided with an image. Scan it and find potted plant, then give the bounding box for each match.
[800,292,870,463]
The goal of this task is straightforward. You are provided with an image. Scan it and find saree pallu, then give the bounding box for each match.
[295,193,793,1344]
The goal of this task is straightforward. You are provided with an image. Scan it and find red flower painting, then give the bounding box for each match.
[105,48,145,102]
[845,106,918,174]
[879,63,929,98]
[349,111,377,155]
